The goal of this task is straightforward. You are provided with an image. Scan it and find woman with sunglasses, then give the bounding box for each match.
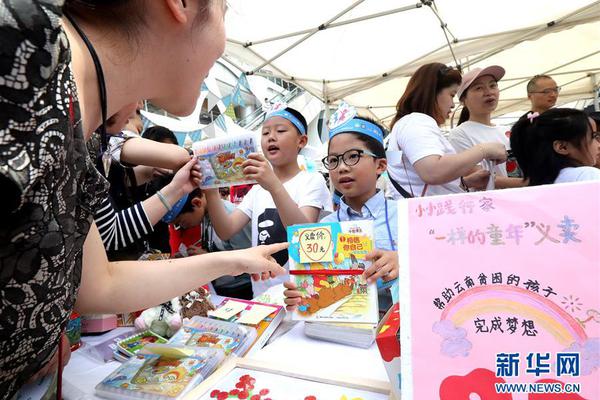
[0,1,286,397]
[386,63,507,198]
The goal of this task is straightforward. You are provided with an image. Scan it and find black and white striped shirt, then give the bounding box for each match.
[94,197,153,251]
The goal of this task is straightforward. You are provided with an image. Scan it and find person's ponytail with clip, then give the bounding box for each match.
[510,108,591,186]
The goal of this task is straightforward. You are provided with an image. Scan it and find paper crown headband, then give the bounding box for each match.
[161,194,189,224]
[265,102,306,135]
[328,102,384,144]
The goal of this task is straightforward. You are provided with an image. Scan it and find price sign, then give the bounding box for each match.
[298,226,334,263]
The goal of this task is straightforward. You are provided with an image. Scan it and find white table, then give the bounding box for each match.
[62,321,388,399]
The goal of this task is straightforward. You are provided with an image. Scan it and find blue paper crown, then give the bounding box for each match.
[161,194,189,224]
[329,118,384,144]
[265,109,306,135]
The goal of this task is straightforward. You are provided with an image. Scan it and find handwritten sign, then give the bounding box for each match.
[398,182,600,399]
[298,226,334,263]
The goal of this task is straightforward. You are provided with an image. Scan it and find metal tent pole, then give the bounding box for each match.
[244,4,423,47]
[250,0,366,73]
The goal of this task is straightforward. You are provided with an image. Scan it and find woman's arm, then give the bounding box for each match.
[75,223,287,314]
[413,143,506,185]
[120,137,190,170]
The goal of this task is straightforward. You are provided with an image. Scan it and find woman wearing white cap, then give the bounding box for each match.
[386,63,507,198]
[449,66,526,189]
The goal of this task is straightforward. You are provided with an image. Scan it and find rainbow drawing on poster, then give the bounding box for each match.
[437,285,588,349]
[287,221,378,324]
[398,182,600,399]
[192,132,257,189]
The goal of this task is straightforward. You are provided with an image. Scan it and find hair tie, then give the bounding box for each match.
[526,111,540,123]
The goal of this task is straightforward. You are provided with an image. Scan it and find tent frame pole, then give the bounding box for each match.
[250,0,367,73]
[244,4,422,47]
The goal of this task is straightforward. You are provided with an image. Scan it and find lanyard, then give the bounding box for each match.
[65,13,110,175]
[337,198,396,251]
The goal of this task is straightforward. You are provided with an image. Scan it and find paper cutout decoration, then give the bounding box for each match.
[287,221,378,324]
[328,101,357,130]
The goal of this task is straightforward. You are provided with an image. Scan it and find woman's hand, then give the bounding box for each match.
[228,242,288,281]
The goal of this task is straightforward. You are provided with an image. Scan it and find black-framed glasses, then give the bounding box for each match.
[529,87,561,95]
[322,149,378,170]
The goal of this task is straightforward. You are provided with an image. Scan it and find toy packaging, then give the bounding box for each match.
[168,316,257,357]
[95,344,224,400]
[192,132,257,189]
[116,330,169,359]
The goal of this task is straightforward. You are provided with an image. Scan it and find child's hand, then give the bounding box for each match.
[363,249,399,284]
[170,156,202,194]
[242,153,281,193]
[283,281,303,311]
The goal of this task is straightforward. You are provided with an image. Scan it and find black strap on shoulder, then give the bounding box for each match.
[64,13,109,153]
[388,174,414,199]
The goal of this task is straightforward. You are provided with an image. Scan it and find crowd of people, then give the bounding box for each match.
[1,1,599,399]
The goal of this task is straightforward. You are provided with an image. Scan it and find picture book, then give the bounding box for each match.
[287,221,379,324]
[209,298,285,355]
[117,330,168,358]
[192,132,257,189]
[168,316,256,357]
[95,344,224,400]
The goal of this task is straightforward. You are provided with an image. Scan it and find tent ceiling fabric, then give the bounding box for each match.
[224,0,600,124]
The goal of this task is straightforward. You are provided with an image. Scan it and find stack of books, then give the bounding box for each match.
[208,298,285,355]
[95,344,224,399]
[304,321,377,348]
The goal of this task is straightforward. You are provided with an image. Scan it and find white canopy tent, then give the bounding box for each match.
[224,0,600,126]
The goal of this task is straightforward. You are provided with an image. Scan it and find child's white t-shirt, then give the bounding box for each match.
[237,170,333,296]
[554,167,600,183]
[449,121,510,177]
[387,112,463,197]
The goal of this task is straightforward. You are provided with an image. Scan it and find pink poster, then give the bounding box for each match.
[398,182,600,399]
